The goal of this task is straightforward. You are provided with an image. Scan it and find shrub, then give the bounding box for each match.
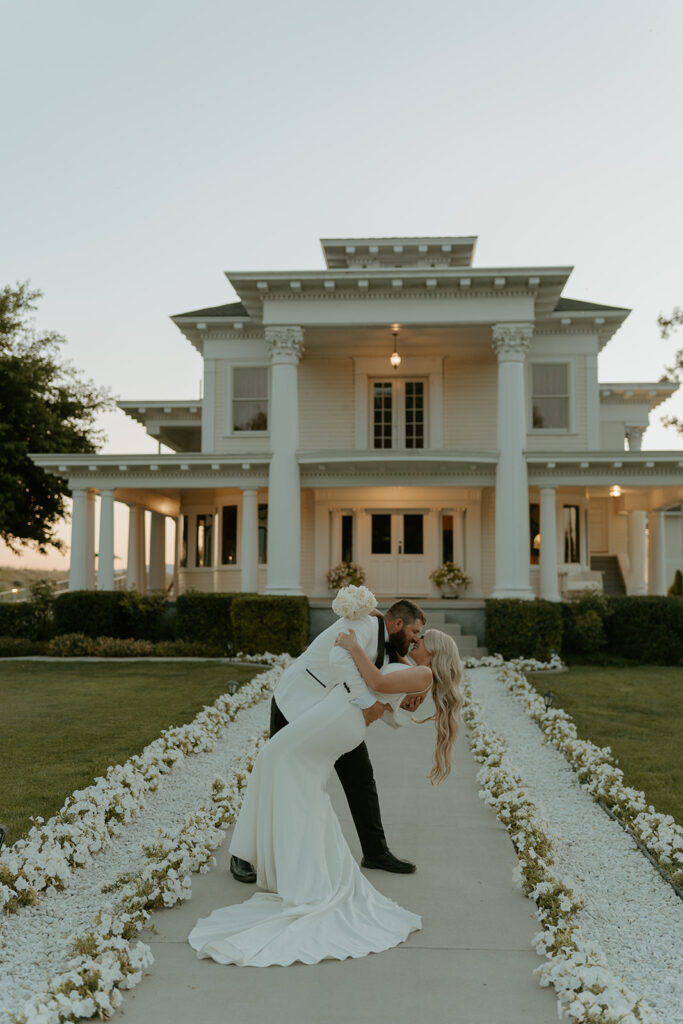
[118,591,167,641]
[668,569,683,597]
[232,595,309,656]
[175,592,238,650]
[0,636,48,657]
[46,634,157,657]
[485,598,563,662]
[53,591,168,640]
[604,596,683,664]
[0,603,34,639]
[562,590,612,656]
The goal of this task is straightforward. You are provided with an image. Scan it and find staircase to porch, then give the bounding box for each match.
[422,609,488,660]
[590,556,627,595]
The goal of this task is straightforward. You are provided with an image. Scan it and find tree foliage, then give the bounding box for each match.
[0,283,113,552]
[658,306,683,435]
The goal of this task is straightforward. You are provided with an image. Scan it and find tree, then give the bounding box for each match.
[658,306,683,435]
[0,283,113,552]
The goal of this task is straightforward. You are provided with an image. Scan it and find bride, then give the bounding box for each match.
[188,604,463,968]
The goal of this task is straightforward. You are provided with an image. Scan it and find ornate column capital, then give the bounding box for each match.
[625,425,646,451]
[265,326,305,364]
[491,323,533,361]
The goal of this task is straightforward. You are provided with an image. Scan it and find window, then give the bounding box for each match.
[442,514,454,563]
[341,514,354,562]
[531,363,569,429]
[403,514,423,554]
[180,515,188,568]
[195,513,213,567]
[222,505,237,565]
[371,514,392,554]
[258,503,268,564]
[372,379,426,449]
[529,503,540,564]
[563,505,580,563]
[233,367,268,432]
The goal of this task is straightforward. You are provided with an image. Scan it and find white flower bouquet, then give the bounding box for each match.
[332,585,378,620]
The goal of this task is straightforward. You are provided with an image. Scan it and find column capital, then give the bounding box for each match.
[492,322,533,361]
[625,424,646,451]
[265,326,304,364]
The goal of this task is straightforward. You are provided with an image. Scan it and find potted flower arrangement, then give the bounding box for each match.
[326,562,366,589]
[429,562,472,598]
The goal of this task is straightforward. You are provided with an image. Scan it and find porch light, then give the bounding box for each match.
[390,326,401,369]
[542,690,556,709]
[226,681,239,696]
[609,485,622,498]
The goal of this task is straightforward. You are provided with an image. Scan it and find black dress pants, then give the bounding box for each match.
[269,697,388,860]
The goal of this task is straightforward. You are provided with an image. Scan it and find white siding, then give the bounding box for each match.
[480,487,496,596]
[444,358,497,450]
[299,358,355,450]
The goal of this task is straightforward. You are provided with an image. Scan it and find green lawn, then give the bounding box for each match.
[0,661,260,844]
[527,665,683,827]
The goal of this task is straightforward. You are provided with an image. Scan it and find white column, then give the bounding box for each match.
[84,490,96,589]
[625,425,646,451]
[172,516,180,597]
[539,487,561,601]
[149,512,166,592]
[137,509,147,594]
[329,509,341,565]
[97,489,115,590]
[454,509,466,567]
[649,510,668,595]
[126,505,145,591]
[241,488,259,592]
[201,359,216,453]
[265,326,304,594]
[69,488,88,591]
[627,509,647,595]
[491,323,534,599]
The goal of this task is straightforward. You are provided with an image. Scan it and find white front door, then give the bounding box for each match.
[364,512,431,596]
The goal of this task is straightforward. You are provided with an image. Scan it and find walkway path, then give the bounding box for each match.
[118,696,558,1024]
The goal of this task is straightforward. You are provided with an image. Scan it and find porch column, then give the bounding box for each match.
[625,425,646,451]
[172,516,180,598]
[127,505,146,592]
[491,323,534,599]
[539,487,561,601]
[627,509,647,595]
[265,326,304,594]
[97,489,115,590]
[69,488,89,591]
[649,510,668,595]
[329,509,341,566]
[241,488,259,592]
[84,490,97,589]
[454,509,466,567]
[149,512,166,592]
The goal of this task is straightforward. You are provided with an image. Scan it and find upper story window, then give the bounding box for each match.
[531,363,569,430]
[372,378,425,449]
[233,367,268,432]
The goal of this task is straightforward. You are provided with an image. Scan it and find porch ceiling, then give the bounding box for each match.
[300,324,494,361]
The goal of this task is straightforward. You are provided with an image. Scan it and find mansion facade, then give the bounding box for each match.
[32,235,683,603]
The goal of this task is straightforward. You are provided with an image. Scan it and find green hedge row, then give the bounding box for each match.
[485,594,683,665]
[53,591,170,641]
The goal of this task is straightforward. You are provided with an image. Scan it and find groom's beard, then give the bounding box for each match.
[388,629,410,658]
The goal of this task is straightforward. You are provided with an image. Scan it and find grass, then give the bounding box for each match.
[0,661,260,844]
[527,665,683,827]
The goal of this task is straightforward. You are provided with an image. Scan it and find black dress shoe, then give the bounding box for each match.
[360,851,416,874]
[230,855,256,883]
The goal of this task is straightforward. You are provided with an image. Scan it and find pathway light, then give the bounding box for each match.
[543,690,556,709]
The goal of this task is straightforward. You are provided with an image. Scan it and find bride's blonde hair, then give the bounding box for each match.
[417,629,463,784]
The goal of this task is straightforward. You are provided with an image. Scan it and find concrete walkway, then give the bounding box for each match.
[120,705,559,1024]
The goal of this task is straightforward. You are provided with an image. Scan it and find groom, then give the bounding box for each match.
[230,598,427,884]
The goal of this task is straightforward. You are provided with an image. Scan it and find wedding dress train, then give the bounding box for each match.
[188,678,421,967]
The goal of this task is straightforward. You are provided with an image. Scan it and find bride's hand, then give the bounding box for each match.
[334,629,357,651]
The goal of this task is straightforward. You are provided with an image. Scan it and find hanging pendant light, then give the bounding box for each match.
[390,325,401,369]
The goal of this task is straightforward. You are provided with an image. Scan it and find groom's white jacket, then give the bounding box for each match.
[274,614,380,722]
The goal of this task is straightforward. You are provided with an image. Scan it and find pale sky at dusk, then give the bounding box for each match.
[2,0,682,571]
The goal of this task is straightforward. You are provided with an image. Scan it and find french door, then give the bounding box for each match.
[365,512,429,594]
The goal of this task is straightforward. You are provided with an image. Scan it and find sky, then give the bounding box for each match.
[2,0,682,572]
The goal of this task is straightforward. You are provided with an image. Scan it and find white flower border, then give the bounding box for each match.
[0,655,291,915]
[463,672,659,1024]
[479,655,683,892]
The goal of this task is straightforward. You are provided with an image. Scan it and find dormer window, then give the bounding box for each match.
[233,367,268,432]
[531,363,570,430]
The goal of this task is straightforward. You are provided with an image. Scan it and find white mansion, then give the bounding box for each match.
[33,235,683,603]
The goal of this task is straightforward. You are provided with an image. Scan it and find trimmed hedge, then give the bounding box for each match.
[0,603,34,639]
[603,596,683,665]
[561,591,613,657]
[231,595,309,656]
[53,591,168,641]
[485,599,563,662]
[175,592,237,650]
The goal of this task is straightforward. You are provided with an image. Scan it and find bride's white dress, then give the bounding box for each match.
[188,664,421,966]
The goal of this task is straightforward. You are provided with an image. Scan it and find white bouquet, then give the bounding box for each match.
[332,585,378,620]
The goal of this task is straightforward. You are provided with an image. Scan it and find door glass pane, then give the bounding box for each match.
[442,514,454,563]
[373,382,393,449]
[180,515,188,568]
[195,513,213,567]
[405,381,424,449]
[258,503,268,564]
[529,503,540,564]
[341,514,353,562]
[222,505,237,565]
[403,514,423,555]
[563,505,580,563]
[371,514,391,554]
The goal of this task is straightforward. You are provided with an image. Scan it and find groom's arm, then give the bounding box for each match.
[328,616,378,709]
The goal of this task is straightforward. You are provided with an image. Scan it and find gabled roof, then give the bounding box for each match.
[172,301,248,319]
[554,297,630,313]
